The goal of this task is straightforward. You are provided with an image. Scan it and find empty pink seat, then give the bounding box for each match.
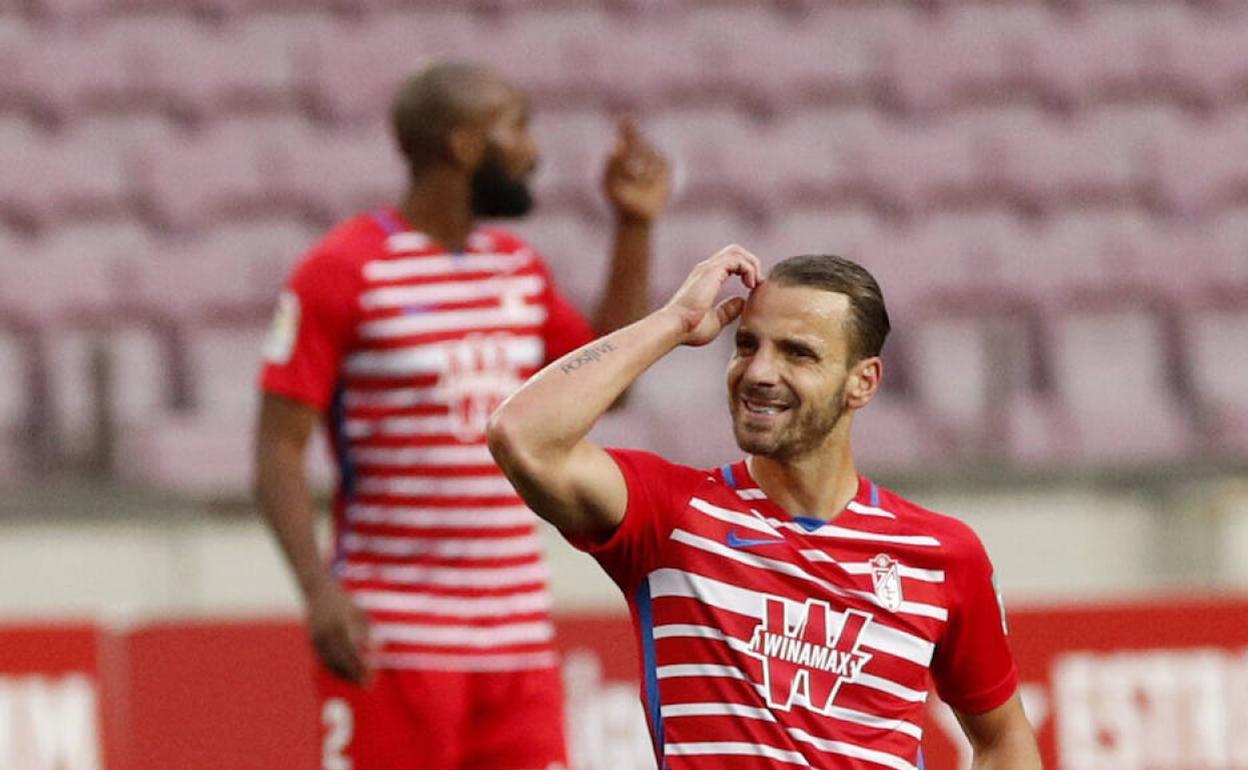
[1,24,130,122]
[1187,301,1248,456]
[306,13,477,124]
[647,106,769,214]
[1047,298,1195,465]
[528,108,614,212]
[133,119,304,230]
[1152,113,1248,217]
[852,392,931,473]
[0,122,133,227]
[279,123,403,222]
[109,16,304,122]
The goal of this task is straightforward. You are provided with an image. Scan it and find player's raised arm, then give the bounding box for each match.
[487,244,763,537]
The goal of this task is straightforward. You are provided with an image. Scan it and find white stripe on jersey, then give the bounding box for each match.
[344,386,440,409]
[854,673,928,702]
[345,415,452,438]
[339,561,549,588]
[352,589,551,617]
[653,624,727,641]
[689,497,781,537]
[670,529,949,622]
[360,275,544,310]
[666,742,811,766]
[365,252,531,281]
[359,304,548,339]
[766,519,941,547]
[342,532,540,560]
[347,503,534,529]
[807,555,945,583]
[371,620,554,647]
[787,727,919,770]
[355,474,519,498]
[647,568,936,666]
[654,653,929,710]
[350,445,496,467]
[735,489,768,500]
[373,650,558,672]
[657,664,748,681]
[344,335,543,377]
[384,232,432,252]
[662,702,776,721]
[847,501,896,519]
[369,653,556,668]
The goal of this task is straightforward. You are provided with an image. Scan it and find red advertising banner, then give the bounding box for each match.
[1,598,1246,770]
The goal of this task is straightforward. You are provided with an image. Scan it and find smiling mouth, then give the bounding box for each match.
[742,398,790,416]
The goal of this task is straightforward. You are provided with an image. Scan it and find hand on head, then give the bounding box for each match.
[602,116,672,222]
[664,244,763,347]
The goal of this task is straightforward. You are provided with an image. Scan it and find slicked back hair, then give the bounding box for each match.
[390,60,507,172]
[767,254,891,362]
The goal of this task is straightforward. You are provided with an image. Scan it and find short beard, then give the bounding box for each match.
[733,384,848,461]
[470,149,533,219]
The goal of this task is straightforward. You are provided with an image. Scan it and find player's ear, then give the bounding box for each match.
[845,356,882,410]
[447,125,486,169]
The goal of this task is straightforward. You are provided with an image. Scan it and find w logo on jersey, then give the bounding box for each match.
[440,332,521,441]
[746,597,873,714]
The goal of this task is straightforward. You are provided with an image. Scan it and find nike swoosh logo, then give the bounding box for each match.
[726,530,786,549]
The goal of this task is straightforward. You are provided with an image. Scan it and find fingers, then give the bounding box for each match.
[714,296,747,327]
[315,611,372,684]
[707,244,763,289]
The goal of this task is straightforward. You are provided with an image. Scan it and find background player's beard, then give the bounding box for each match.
[470,146,534,218]
[732,381,849,461]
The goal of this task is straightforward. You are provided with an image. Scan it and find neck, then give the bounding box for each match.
[397,169,474,251]
[746,423,859,521]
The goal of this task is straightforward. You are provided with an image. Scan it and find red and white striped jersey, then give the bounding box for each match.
[261,208,595,672]
[573,449,1018,770]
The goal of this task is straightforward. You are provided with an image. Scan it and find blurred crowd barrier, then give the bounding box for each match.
[2,601,1247,770]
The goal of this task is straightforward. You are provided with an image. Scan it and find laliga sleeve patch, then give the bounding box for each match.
[263,290,300,364]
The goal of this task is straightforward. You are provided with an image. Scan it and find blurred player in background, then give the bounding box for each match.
[255,60,670,770]
[488,247,1042,770]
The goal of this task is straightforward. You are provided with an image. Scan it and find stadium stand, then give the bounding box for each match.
[3,0,1248,492]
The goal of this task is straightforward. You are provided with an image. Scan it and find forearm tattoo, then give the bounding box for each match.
[559,341,618,375]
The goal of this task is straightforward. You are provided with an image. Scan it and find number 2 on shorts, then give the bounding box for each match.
[322,697,353,770]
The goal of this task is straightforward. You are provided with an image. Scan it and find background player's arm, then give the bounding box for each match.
[596,118,670,336]
[956,693,1044,770]
[488,245,761,538]
[254,393,370,684]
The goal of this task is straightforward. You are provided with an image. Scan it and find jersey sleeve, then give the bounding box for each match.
[259,247,360,412]
[565,449,701,593]
[532,258,596,363]
[930,531,1019,715]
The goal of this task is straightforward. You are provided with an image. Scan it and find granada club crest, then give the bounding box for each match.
[870,554,904,612]
[746,597,873,714]
[440,332,522,441]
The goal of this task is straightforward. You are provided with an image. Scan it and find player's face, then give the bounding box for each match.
[727,282,857,461]
[470,90,538,218]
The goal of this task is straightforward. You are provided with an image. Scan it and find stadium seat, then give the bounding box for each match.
[108,16,304,123]
[132,118,306,230]
[528,107,614,215]
[653,207,747,298]
[305,12,478,124]
[279,122,403,223]
[1187,300,1248,457]
[0,122,134,228]
[0,24,130,123]
[1046,296,1196,465]
[852,391,931,474]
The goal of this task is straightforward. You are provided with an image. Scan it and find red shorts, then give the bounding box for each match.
[316,664,567,770]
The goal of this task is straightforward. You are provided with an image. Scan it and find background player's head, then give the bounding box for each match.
[391,60,538,218]
[727,255,889,461]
